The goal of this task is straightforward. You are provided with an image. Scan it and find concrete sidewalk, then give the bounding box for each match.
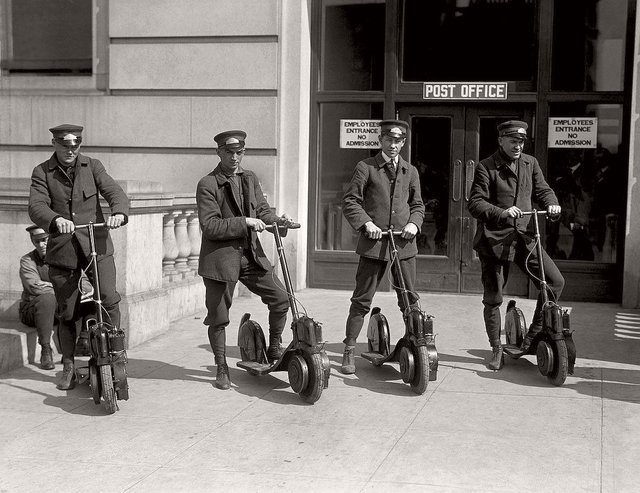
[1,289,639,493]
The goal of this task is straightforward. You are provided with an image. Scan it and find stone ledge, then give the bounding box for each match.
[0,321,41,375]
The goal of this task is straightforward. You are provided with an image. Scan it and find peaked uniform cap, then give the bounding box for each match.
[497,120,528,139]
[214,130,247,150]
[49,124,83,145]
[379,119,409,138]
[26,224,49,240]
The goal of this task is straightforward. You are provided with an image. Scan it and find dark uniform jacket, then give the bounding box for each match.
[19,250,53,307]
[467,149,558,262]
[28,153,129,269]
[342,152,424,261]
[196,164,279,282]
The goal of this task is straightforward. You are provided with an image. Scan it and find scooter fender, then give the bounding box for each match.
[237,313,267,363]
[565,333,577,375]
[89,324,111,365]
[367,308,391,356]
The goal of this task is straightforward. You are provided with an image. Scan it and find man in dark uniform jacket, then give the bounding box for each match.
[196,130,294,390]
[340,119,425,374]
[19,225,57,370]
[29,124,129,390]
[467,120,564,370]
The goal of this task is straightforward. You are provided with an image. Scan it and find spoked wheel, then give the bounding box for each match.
[298,353,324,404]
[410,345,430,395]
[547,339,569,386]
[99,364,118,414]
[89,363,101,404]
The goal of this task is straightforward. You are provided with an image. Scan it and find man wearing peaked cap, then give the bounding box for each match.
[379,119,409,139]
[497,120,528,140]
[28,124,129,390]
[467,120,564,371]
[196,129,296,390]
[340,118,424,374]
[19,225,57,370]
[214,130,247,150]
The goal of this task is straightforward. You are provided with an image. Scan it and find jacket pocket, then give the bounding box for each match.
[83,183,97,199]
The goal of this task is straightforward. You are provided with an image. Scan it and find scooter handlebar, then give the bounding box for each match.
[265,222,301,232]
[74,222,107,229]
[380,230,403,236]
[521,210,550,217]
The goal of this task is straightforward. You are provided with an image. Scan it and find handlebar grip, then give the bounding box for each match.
[380,230,403,236]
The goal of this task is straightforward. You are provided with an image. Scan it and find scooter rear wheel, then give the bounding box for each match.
[298,353,324,404]
[99,364,118,414]
[410,345,430,395]
[547,339,569,387]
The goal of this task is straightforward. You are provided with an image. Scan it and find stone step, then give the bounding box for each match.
[0,320,60,374]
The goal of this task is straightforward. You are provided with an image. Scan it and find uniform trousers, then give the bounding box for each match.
[203,252,289,364]
[20,293,56,345]
[480,237,565,347]
[49,255,121,361]
[344,255,419,346]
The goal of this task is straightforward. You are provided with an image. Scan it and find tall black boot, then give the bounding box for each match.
[267,334,283,362]
[488,340,503,371]
[214,354,230,390]
[40,343,55,370]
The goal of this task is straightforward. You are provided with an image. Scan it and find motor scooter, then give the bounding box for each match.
[360,229,439,395]
[237,222,330,404]
[74,222,129,414]
[502,210,577,386]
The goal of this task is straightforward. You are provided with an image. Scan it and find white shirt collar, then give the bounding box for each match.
[381,152,398,166]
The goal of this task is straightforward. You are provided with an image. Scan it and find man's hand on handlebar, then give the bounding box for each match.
[106,214,125,229]
[246,217,267,232]
[501,206,524,219]
[547,205,561,217]
[364,221,382,240]
[401,222,418,240]
[277,213,296,227]
[55,217,75,234]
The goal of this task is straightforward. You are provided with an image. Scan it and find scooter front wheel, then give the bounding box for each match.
[410,345,430,395]
[89,363,101,404]
[99,364,118,414]
[298,353,324,404]
[547,339,569,386]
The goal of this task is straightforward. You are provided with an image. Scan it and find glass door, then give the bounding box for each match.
[399,105,534,294]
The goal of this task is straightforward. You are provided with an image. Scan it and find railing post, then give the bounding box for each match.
[162,211,179,276]
[187,210,200,269]
[174,210,191,273]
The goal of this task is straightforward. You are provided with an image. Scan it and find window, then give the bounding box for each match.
[402,0,536,86]
[552,0,627,91]
[1,0,92,75]
[320,0,385,91]
[546,104,625,263]
[317,102,383,250]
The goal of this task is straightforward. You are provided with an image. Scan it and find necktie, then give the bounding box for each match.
[386,161,396,180]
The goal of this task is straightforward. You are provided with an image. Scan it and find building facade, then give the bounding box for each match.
[1,0,640,312]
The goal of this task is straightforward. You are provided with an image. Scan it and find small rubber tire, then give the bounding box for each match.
[299,353,324,404]
[547,339,569,387]
[89,363,101,404]
[410,345,430,395]
[100,364,118,414]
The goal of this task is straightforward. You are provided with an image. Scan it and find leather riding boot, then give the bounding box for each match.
[266,335,283,362]
[488,341,504,371]
[340,345,356,375]
[40,343,55,370]
[521,324,542,354]
[56,360,77,390]
[215,363,230,390]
